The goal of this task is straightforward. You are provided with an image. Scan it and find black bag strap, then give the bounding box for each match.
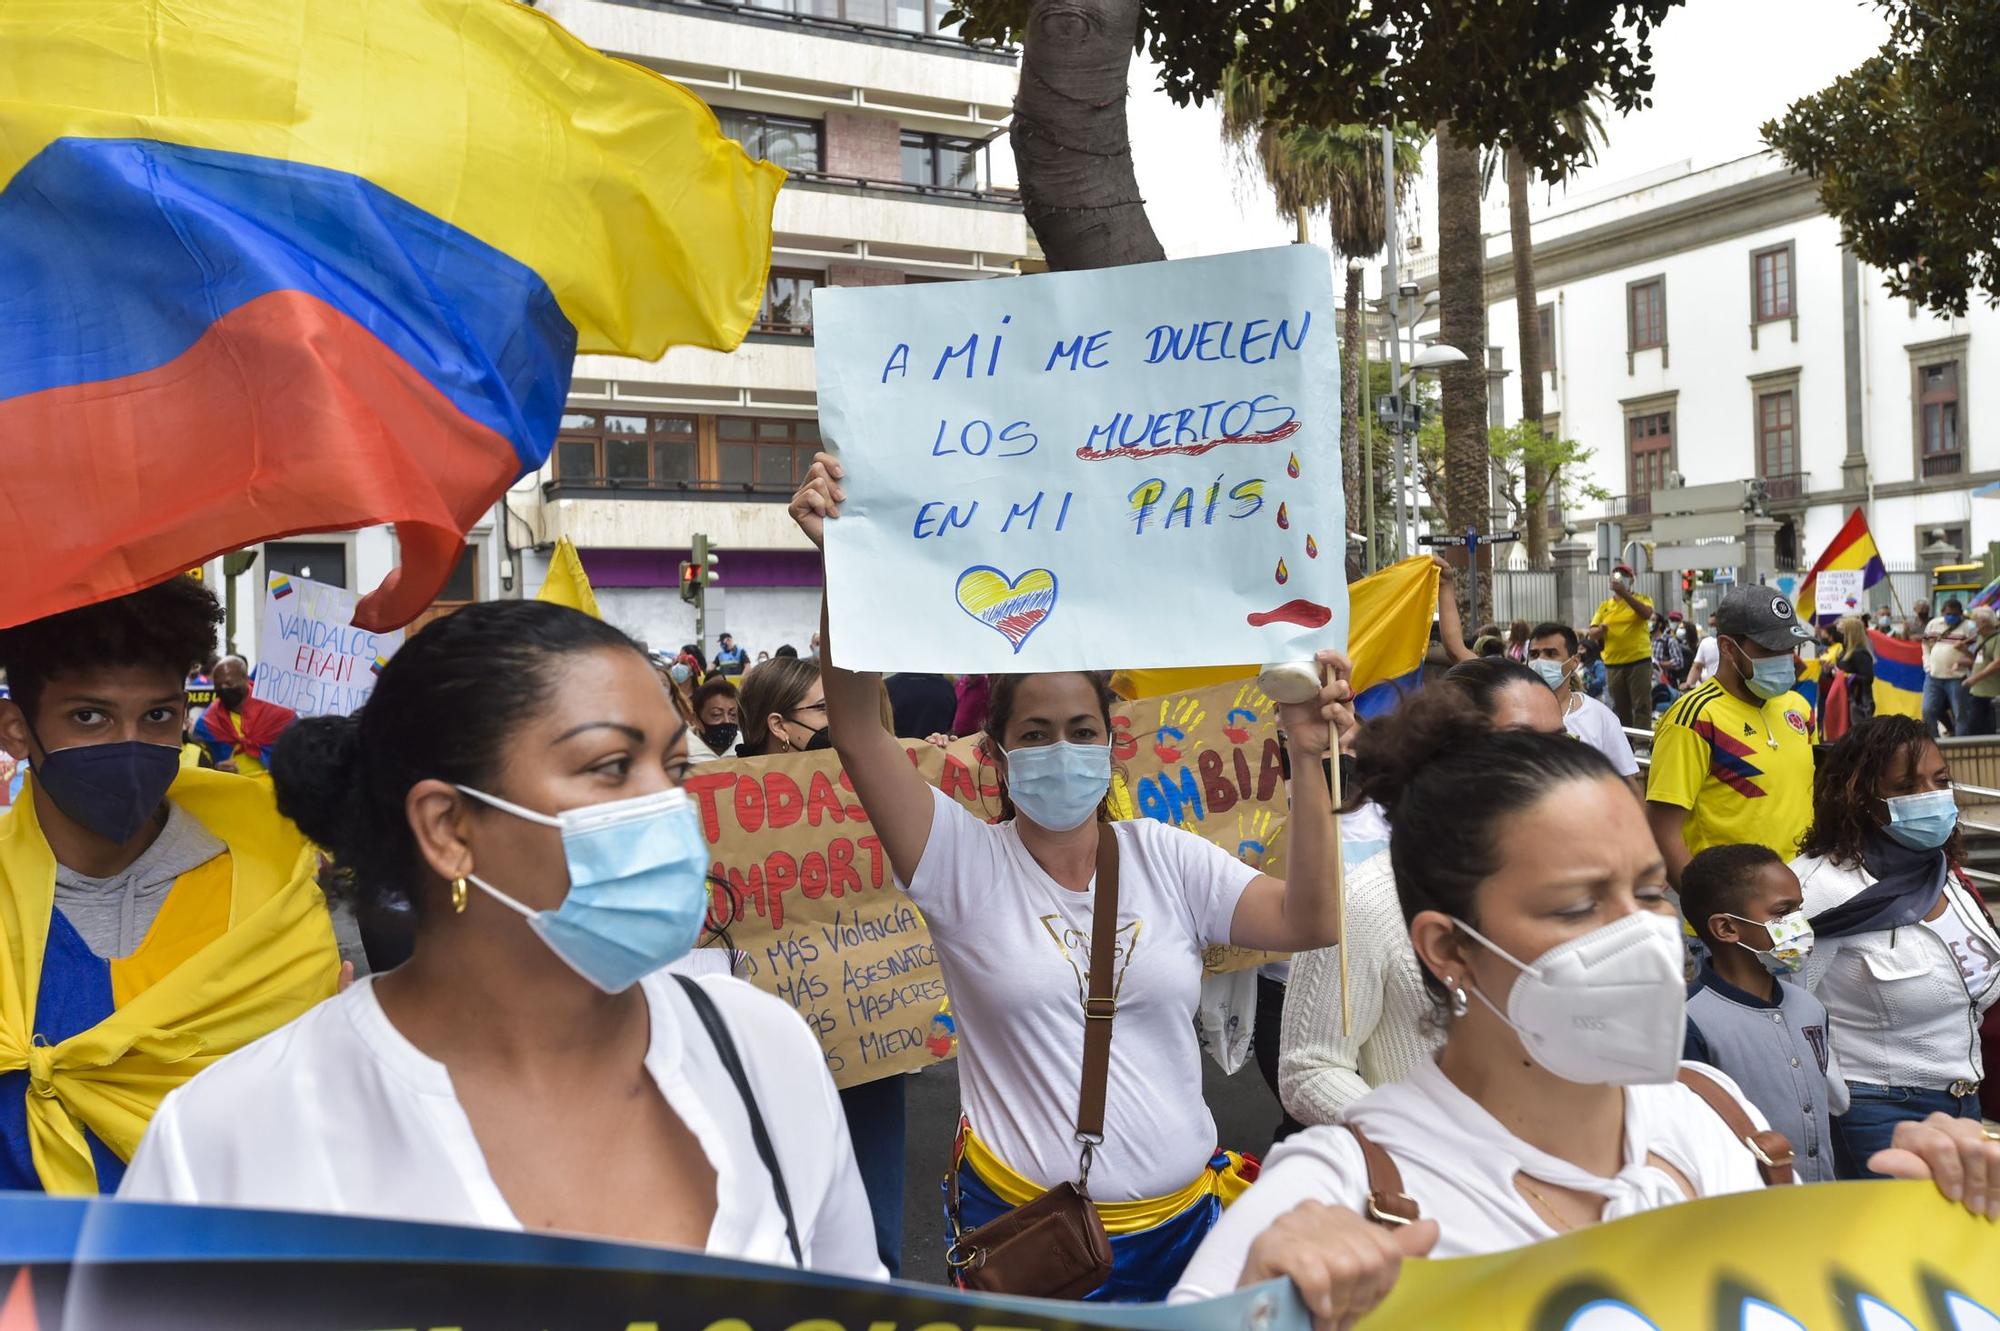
[673,973,804,1266]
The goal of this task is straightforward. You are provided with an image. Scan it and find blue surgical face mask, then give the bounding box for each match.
[669,662,691,686]
[1004,740,1112,832]
[1527,657,1570,691]
[1882,788,1958,851]
[27,725,181,845]
[456,784,712,993]
[1728,640,1796,700]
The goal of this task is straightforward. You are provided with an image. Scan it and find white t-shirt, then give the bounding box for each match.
[909,790,1255,1200]
[120,972,884,1279]
[1926,617,1976,678]
[1692,636,1720,680]
[1169,1058,1770,1300]
[1565,692,1640,776]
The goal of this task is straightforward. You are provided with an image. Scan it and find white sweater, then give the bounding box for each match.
[1278,852,1442,1124]
[1793,852,2000,1089]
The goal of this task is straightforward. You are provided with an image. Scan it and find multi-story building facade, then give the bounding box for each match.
[1412,151,1996,583]
[515,0,1031,655]
[219,0,1029,661]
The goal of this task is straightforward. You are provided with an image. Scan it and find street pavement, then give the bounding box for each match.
[894,1047,1288,1283]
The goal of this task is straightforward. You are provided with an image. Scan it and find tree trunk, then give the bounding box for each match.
[1509,147,1550,569]
[1010,0,1164,271]
[1436,125,1490,623]
[1340,262,1365,568]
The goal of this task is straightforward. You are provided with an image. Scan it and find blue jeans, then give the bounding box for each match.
[1831,1082,1981,1180]
[838,1075,907,1276]
[1923,674,1959,738]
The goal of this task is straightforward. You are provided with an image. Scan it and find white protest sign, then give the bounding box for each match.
[253,574,402,716]
[815,246,1344,672]
[1816,568,1865,618]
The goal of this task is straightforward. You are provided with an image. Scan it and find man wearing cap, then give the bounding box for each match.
[1646,586,1817,886]
[1587,562,1656,728]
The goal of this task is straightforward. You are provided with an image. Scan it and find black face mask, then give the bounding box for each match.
[30,732,181,844]
[797,724,833,752]
[700,722,739,756]
[215,687,249,710]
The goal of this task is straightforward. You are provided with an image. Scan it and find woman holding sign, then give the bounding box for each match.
[1169,692,2000,1330]
[121,602,884,1278]
[791,455,1351,1303]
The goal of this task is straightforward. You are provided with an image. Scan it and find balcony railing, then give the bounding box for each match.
[591,0,1018,57]
[1757,471,1807,503]
[1923,451,1966,479]
[785,167,1023,209]
[544,476,795,501]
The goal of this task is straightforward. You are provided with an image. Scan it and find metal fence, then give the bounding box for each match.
[1490,570,1559,626]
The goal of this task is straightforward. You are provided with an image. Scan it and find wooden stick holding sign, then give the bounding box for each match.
[1261,660,1348,1039]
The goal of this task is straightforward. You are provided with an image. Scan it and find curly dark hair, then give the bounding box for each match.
[1797,715,1961,869]
[0,578,220,723]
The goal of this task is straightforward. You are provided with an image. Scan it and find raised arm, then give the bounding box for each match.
[789,454,936,884]
[1432,557,1475,664]
[1227,652,1351,954]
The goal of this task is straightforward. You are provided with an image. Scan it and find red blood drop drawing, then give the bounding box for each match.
[1276,502,1290,529]
[1247,599,1334,629]
[1275,558,1289,585]
[1305,534,1319,559]
[1286,451,1300,478]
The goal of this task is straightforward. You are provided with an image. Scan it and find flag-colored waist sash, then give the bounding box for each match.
[956,1123,1255,1235]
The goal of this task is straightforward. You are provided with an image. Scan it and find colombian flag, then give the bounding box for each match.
[1109,555,1439,715]
[0,0,782,632]
[1796,509,1888,626]
[1866,628,1925,720]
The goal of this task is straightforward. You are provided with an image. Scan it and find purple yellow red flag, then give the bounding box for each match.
[1795,508,1887,626]
[0,0,782,631]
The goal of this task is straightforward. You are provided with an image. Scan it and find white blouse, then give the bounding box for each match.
[1793,853,2000,1088]
[1170,1058,1770,1301]
[120,971,885,1279]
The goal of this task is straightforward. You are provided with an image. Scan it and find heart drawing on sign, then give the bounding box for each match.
[954,565,1057,654]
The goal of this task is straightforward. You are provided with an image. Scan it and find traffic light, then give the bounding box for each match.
[679,534,720,606]
[1681,570,1695,596]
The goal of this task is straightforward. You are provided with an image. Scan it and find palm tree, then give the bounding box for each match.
[1219,70,1424,570]
[1436,124,1490,620]
[1491,103,1604,567]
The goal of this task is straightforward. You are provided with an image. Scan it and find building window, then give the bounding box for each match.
[715,108,822,174]
[1627,410,1674,513]
[1541,413,1563,527]
[1627,278,1665,352]
[1536,303,1556,373]
[1753,244,1794,322]
[717,417,822,491]
[554,412,699,487]
[901,131,981,191]
[264,541,348,590]
[759,269,820,335]
[1917,359,1963,478]
[747,0,947,31]
[1756,389,1800,498]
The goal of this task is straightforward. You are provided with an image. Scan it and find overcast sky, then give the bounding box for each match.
[1125,0,1893,274]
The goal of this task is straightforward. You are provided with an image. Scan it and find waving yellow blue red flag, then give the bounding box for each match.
[0,0,782,632]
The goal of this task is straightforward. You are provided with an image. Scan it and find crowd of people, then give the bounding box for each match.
[2,459,1997,1328]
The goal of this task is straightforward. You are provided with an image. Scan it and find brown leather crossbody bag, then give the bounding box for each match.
[944,827,1121,1300]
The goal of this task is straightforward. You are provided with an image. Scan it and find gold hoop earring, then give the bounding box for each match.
[451,876,468,914]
